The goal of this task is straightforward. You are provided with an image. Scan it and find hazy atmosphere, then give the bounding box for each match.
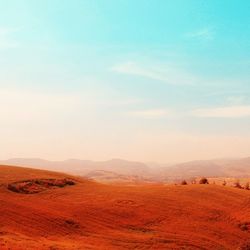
[2,2,250,249]
[1,0,250,162]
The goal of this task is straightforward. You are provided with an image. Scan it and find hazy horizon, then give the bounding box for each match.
[1,1,250,162]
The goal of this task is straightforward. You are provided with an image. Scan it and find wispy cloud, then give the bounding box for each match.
[190,105,250,118]
[185,27,214,41]
[111,62,197,85]
[128,109,170,119]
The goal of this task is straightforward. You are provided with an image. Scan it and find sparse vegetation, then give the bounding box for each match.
[222,180,227,186]
[234,180,242,189]
[244,182,250,190]
[199,177,209,184]
[65,219,80,229]
[8,178,76,194]
[181,180,187,185]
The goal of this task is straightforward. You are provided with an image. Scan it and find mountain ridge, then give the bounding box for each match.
[1,156,250,183]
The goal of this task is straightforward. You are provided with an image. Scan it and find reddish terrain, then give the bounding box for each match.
[0,165,250,249]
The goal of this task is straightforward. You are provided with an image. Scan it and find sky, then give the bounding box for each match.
[0,0,250,163]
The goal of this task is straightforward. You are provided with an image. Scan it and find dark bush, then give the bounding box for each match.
[181,180,187,185]
[234,180,242,189]
[199,177,209,184]
[239,223,248,231]
[65,179,75,185]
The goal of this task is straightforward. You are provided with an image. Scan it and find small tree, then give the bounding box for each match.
[181,180,187,185]
[244,182,250,190]
[222,180,227,186]
[199,177,209,184]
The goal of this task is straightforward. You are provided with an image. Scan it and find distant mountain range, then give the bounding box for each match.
[162,157,250,180]
[1,157,250,183]
[0,158,151,182]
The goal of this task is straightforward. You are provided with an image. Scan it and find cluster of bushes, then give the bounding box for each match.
[180,177,209,185]
[232,180,250,190]
[222,180,250,190]
[8,178,76,194]
[179,178,250,190]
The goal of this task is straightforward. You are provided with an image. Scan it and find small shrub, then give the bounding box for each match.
[245,182,250,190]
[65,179,75,185]
[181,180,187,185]
[65,219,80,229]
[199,177,209,184]
[7,183,19,193]
[240,223,248,231]
[222,180,227,186]
[234,180,242,189]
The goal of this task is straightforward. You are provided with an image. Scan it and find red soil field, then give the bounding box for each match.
[0,165,250,249]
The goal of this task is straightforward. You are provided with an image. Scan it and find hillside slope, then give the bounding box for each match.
[0,165,250,249]
[0,158,150,177]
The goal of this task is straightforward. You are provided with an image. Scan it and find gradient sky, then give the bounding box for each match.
[1,0,250,163]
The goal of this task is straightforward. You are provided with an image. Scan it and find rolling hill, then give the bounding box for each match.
[0,165,250,249]
[0,158,150,177]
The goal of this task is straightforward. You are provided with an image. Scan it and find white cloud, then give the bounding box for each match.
[128,109,170,119]
[185,27,214,41]
[191,105,250,118]
[111,62,196,85]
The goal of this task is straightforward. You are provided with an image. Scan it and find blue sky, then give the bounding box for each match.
[0,0,250,162]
